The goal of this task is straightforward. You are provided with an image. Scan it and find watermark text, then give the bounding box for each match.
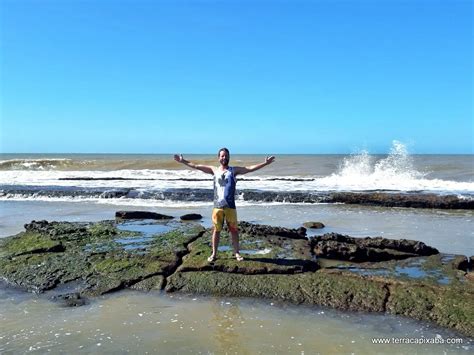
[371,336,463,345]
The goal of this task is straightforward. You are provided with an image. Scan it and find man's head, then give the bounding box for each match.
[218,147,230,167]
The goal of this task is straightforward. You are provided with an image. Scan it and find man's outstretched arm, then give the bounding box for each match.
[173,154,214,175]
[234,156,275,175]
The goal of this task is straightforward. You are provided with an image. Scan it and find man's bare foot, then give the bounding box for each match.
[235,253,244,261]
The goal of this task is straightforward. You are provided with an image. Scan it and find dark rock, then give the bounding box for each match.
[48,223,90,241]
[4,186,473,209]
[130,276,164,291]
[16,243,65,257]
[241,190,322,204]
[328,192,474,209]
[452,256,470,271]
[238,221,307,240]
[311,233,439,262]
[24,220,50,232]
[100,189,130,198]
[180,213,203,221]
[240,190,474,209]
[51,292,87,307]
[115,211,174,220]
[24,220,93,241]
[303,222,325,229]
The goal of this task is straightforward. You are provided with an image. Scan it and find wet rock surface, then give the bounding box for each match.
[2,186,473,209]
[0,219,473,337]
[303,221,325,229]
[238,221,307,240]
[115,211,174,220]
[180,213,203,221]
[179,222,316,274]
[452,255,471,272]
[240,191,474,209]
[328,192,474,209]
[311,233,439,262]
[51,292,87,307]
[0,219,205,297]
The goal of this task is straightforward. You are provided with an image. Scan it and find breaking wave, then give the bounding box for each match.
[0,142,473,196]
[0,159,75,171]
[316,141,462,192]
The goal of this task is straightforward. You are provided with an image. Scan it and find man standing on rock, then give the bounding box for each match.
[174,148,275,262]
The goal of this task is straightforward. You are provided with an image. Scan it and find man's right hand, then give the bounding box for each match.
[173,154,184,163]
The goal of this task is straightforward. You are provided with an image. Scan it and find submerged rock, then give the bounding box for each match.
[51,292,87,307]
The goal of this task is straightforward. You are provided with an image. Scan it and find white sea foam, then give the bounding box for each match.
[314,141,473,193]
[0,158,74,170]
[0,195,313,207]
[1,168,473,194]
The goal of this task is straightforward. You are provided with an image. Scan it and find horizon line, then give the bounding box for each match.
[1,152,473,156]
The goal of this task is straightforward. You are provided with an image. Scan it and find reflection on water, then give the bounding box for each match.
[116,220,174,236]
[0,288,471,353]
[218,245,272,255]
[347,258,453,285]
[211,299,247,354]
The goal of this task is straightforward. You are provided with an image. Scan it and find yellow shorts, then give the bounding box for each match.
[212,207,238,233]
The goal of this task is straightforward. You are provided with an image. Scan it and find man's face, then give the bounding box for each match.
[218,150,230,166]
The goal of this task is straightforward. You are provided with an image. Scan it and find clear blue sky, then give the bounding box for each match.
[1,0,472,154]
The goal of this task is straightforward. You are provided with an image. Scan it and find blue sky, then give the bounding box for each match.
[1,0,472,154]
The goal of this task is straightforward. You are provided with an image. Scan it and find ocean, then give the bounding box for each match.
[1,142,473,352]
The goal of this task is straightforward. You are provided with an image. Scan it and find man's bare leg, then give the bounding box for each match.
[230,230,243,261]
[208,229,220,261]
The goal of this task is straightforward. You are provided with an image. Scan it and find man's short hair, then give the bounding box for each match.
[218,147,230,157]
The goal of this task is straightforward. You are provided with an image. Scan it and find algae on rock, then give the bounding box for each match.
[0,219,473,337]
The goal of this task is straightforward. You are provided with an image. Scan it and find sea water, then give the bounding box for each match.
[1,288,472,353]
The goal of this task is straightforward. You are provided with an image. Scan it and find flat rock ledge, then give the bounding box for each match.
[0,219,472,337]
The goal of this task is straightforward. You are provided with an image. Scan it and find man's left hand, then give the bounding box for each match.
[265,156,275,164]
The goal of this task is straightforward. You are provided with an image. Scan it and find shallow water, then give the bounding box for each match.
[0,288,471,354]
